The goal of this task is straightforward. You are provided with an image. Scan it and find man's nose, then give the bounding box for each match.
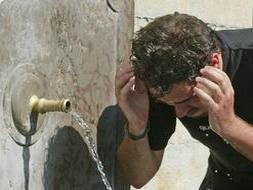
[174,104,189,118]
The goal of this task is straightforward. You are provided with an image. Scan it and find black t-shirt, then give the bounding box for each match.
[147,29,253,175]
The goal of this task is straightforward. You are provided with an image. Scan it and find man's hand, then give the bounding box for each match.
[115,63,149,134]
[193,66,236,136]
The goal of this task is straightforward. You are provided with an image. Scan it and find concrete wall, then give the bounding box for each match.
[132,1,253,190]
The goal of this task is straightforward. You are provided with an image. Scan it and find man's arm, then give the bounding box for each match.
[194,65,253,161]
[221,116,253,161]
[115,63,164,188]
[117,132,164,188]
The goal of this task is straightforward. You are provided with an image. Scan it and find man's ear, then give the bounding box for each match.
[210,52,223,70]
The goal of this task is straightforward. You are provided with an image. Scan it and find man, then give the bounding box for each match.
[115,12,253,189]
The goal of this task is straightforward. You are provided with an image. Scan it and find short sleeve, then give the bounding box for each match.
[148,98,176,150]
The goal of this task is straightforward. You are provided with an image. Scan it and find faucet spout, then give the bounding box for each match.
[29,95,71,114]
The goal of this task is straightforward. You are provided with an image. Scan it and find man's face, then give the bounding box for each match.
[155,80,208,118]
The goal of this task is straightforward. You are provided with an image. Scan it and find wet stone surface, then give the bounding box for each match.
[44,126,105,190]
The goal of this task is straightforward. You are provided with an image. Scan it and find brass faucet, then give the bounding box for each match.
[29,95,71,114]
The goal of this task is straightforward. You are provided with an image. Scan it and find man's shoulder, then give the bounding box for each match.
[216,28,253,50]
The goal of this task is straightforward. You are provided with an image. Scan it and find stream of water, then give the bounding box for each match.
[70,111,112,190]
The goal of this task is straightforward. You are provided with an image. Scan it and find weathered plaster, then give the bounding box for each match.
[0,0,134,189]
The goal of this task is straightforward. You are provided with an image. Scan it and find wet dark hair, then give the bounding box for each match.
[132,12,220,98]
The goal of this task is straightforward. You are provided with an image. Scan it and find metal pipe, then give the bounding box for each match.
[29,95,71,114]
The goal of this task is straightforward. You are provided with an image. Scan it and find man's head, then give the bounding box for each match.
[132,13,222,118]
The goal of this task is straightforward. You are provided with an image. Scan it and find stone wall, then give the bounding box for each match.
[0,0,133,189]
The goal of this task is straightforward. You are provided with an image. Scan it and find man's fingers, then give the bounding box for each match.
[115,71,134,92]
[135,76,147,94]
[120,76,136,97]
[116,63,134,76]
[115,63,135,96]
[195,76,223,103]
[200,66,232,93]
[193,86,217,111]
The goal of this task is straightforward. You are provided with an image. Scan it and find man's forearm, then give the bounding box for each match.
[117,135,163,188]
[222,116,253,162]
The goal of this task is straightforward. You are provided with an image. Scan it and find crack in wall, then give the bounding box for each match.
[106,0,118,13]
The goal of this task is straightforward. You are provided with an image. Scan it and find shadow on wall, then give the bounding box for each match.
[97,105,130,190]
[43,126,106,190]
